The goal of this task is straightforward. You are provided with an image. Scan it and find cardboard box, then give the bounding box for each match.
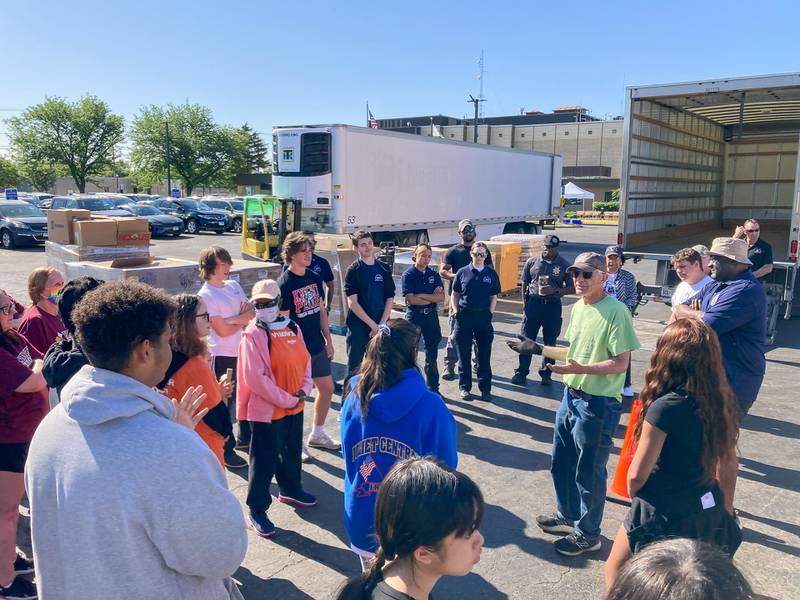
[74,219,118,247]
[115,217,151,246]
[47,209,91,244]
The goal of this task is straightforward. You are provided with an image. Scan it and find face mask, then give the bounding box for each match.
[257,306,280,323]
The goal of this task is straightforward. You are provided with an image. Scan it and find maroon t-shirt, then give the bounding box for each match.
[18,305,70,355]
[0,333,48,443]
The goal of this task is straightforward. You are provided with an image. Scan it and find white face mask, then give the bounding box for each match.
[257,306,280,323]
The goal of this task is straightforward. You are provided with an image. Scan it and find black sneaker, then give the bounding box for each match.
[459,389,473,401]
[553,532,601,556]
[535,513,575,535]
[278,490,318,507]
[480,391,493,402]
[234,439,250,451]
[0,576,37,599]
[224,450,248,469]
[14,551,34,575]
[248,512,276,538]
[510,372,527,386]
[441,368,457,381]
[538,369,553,386]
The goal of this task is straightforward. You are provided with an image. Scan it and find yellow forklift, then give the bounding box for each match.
[240,195,303,261]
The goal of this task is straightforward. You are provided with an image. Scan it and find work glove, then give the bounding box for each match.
[506,334,543,356]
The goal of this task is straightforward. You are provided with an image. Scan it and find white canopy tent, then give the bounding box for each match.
[563,181,595,201]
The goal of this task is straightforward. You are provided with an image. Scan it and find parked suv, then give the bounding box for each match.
[0,200,48,249]
[152,198,227,234]
[201,198,251,233]
[50,195,134,217]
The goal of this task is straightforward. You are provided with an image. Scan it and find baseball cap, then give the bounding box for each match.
[605,244,624,257]
[250,279,280,301]
[707,237,752,266]
[544,234,560,248]
[567,252,607,274]
[692,244,709,257]
[458,219,475,232]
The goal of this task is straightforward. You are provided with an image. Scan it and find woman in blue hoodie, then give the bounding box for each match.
[341,318,458,569]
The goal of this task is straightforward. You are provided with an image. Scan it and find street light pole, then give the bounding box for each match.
[467,95,485,144]
[165,120,172,195]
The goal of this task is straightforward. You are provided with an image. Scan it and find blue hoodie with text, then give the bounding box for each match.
[341,368,457,552]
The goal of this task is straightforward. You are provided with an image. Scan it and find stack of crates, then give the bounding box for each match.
[489,234,546,287]
[481,239,522,293]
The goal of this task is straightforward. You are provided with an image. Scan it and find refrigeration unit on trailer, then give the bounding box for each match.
[618,72,800,341]
[272,124,561,246]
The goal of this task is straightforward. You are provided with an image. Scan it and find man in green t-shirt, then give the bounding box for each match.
[508,252,640,556]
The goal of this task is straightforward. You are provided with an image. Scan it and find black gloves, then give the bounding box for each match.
[506,334,543,356]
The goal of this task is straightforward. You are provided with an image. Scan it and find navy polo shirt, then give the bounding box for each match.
[452,265,501,310]
[401,266,444,308]
[691,269,767,380]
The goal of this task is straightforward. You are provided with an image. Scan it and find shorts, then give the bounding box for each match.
[0,442,30,473]
[311,349,332,378]
[624,485,742,556]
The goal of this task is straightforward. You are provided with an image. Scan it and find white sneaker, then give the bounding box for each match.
[301,444,312,463]
[307,430,341,450]
[623,386,634,397]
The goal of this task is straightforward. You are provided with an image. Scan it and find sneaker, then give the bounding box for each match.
[535,513,575,535]
[480,391,493,402]
[248,512,276,538]
[13,551,34,575]
[510,372,527,386]
[538,369,553,386]
[235,439,250,451]
[224,450,248,469]
[301,444,312,463]
[459,389,473,401]
[441,367,457,381]
[553,532,601,556]
[307,431,341,450]
[623,386,634,397]
[278,490,318,507]
[0,576,37,599]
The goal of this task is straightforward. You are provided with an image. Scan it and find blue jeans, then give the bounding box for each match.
[551,387,621,541]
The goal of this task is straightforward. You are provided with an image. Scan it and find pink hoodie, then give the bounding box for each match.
[236,320,313,423]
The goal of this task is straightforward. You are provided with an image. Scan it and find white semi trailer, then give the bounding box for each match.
[272,124,561,246]
[618,72,800,341]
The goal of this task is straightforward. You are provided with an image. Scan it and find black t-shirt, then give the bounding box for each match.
[280,254,334,283]
[277,269,326,355]
[444,243,493,293]
[637,391,708,506]
[748,238,773,277]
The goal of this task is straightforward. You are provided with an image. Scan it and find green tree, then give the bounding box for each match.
[238,123,270,173]
[16,158,62,192]
[0,156,21,189]
[130,103,240,195]
[7,96,125,193]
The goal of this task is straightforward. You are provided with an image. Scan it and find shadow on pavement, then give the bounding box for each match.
[269,529,359,578]
[434,571,509,598]
[741,414,800,439]
[234,567,315,599]
[455,420,551,472]
[738,457,800,494]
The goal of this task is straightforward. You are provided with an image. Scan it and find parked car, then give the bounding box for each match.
[125,194,159,203]
[0,200,48,249]
[19,193,54,208]
[201,198,255,233]
[49,195,134,217]
[119,204,185,237]
[152,198,227,234]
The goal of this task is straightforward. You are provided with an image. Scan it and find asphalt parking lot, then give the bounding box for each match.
[5,226,799,599]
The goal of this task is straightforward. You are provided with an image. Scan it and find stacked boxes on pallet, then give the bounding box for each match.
[489,234,546,287]
[314,235,359,334]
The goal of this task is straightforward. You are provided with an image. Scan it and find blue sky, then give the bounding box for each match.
[2,0,799,155]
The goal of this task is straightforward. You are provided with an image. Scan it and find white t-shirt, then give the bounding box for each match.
[670,275,714,311]
[198,280,249,357]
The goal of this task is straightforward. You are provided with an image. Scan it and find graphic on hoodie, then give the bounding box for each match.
[355,455,383,498]
[352,437,417,498]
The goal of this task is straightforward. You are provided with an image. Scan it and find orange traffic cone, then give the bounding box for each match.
[607,398,643,503]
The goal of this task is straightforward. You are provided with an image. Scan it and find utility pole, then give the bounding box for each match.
[165,120,172,195]
[467,95,485,144]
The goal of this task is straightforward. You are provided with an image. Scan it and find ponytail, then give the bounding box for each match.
[354,319,420,419]
[333,548,387,600]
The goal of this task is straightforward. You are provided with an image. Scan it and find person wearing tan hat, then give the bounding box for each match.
[237,279,317,538]
[673,237,767,514]
[674,237,766,417]
[508,251,640,556]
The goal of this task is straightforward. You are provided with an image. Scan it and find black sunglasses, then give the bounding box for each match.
[570,270,594,280]
[195,311,210,322]
[253,297,280,309]
[0,303,15,315]
[461,227,476,234]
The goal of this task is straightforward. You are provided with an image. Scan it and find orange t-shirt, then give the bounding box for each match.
[267,325,308,421]
[163,355,225,466]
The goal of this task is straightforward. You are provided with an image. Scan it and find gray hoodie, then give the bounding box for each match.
[25,365,248,599]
